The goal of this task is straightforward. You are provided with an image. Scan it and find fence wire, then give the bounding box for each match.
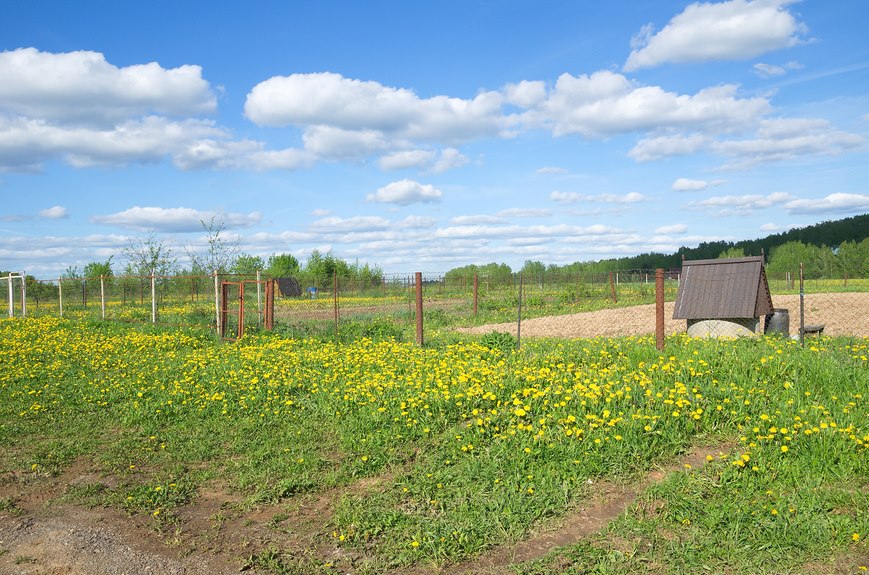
[1,268,866,342]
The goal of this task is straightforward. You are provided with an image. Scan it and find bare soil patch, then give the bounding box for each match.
[458,292,868,339]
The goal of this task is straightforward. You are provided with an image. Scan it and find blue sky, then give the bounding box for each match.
[1,0,868,278]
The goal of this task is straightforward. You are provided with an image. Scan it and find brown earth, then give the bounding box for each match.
[458,292,869,339]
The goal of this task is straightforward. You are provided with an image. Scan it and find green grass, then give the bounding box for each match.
[0,317,866,573]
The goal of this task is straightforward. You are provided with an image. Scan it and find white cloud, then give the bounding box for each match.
[536,166,568,175]
[534,72,769,137]
[550,191,645,204]
[624,0,808,71]
[91,207,261,232]
[496,208,553,218]
[629,134,711,162]
[367,179,442,206]
[244,72,506,146]
[311,209,332,217]
[784,193,869,215]
[309,215,391,232]
[378,149,437,171]
[398,215,437,229]
[655,224,688,234]
[0,48,216,126]
[713,118,863,169]
[752,61,803,78]
[504,80,546,108]
[671,178,726,191]
[428,148,469,174]
[688,192,792,216]
[0,115,228,171]
[39,206,68,219]
[451,215,508,225]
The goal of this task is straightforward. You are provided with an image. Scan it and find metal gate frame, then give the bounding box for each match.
[220,279,274,340]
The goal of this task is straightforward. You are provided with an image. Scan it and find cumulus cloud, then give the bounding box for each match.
[687,192,792,216]
[0,115,228,171]
[713,118,863,169]
[504,80,546,108]
[428,148,469,174]
[629,134,711,162]
[550,191,645,204]
[654,223,688,234]
[624,0,809,71]
[39,206,69,219]
[378,149,437,171]
[245,72,506,145]
[533,72,769,137]
[784,193,869,215]
[367,179,442,206]
[671,178,726,191]
[91,207,261,232]
[0,48,216,126]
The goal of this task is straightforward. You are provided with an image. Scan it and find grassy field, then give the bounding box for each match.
[0,317,866,574]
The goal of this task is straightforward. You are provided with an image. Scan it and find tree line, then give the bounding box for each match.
[444,214,869,282]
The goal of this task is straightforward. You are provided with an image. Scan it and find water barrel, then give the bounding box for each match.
[765,308,790,336]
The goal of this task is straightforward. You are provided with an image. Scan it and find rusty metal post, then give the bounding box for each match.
[655,268,665,351]
[473,273,478,318]
[265,279,274,330]
[238,282,245,339]
[799,263,805,347]
[100,275,106,320]
[220,282,229,338]
[150,272,157,324]
[415,272,424,346]
[609,271,617,304]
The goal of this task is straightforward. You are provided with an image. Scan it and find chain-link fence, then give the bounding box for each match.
[2,266,866,343]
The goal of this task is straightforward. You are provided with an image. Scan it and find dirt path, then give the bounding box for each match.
[458,292,868,339]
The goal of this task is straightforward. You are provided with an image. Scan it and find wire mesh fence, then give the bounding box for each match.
[1,267,867,343]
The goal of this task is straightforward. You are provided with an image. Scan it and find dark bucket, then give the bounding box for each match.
[765,308,790,336]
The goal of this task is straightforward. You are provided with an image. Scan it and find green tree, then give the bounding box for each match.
[718,247,746,259]
[124,232,177,276]
[82,257,114,280]
[231,254,265,276]
[267,253,300,277]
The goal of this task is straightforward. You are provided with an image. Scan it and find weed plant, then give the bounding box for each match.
[0,317,865,573]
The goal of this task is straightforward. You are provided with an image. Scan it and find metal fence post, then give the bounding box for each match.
[473,272,478,318]
[6,273,12,318]
[256,270,262,327]
[213,271,220,335]
[58,276,64,318]
[150,272,157,324]
[415,272,423,346]
[100,275,106,320]
[21,273,26,317]
[334,271,339,340]
[799,263,805,347]
[656,268,665,351]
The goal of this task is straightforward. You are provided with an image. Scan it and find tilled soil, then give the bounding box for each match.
[458,292,868,339]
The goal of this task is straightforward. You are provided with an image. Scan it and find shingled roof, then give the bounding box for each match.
[673,256,774,320]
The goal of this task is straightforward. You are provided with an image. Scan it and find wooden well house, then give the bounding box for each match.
[673,256,774,337]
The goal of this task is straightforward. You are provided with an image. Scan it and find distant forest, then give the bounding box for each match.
[445,213,869,281]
